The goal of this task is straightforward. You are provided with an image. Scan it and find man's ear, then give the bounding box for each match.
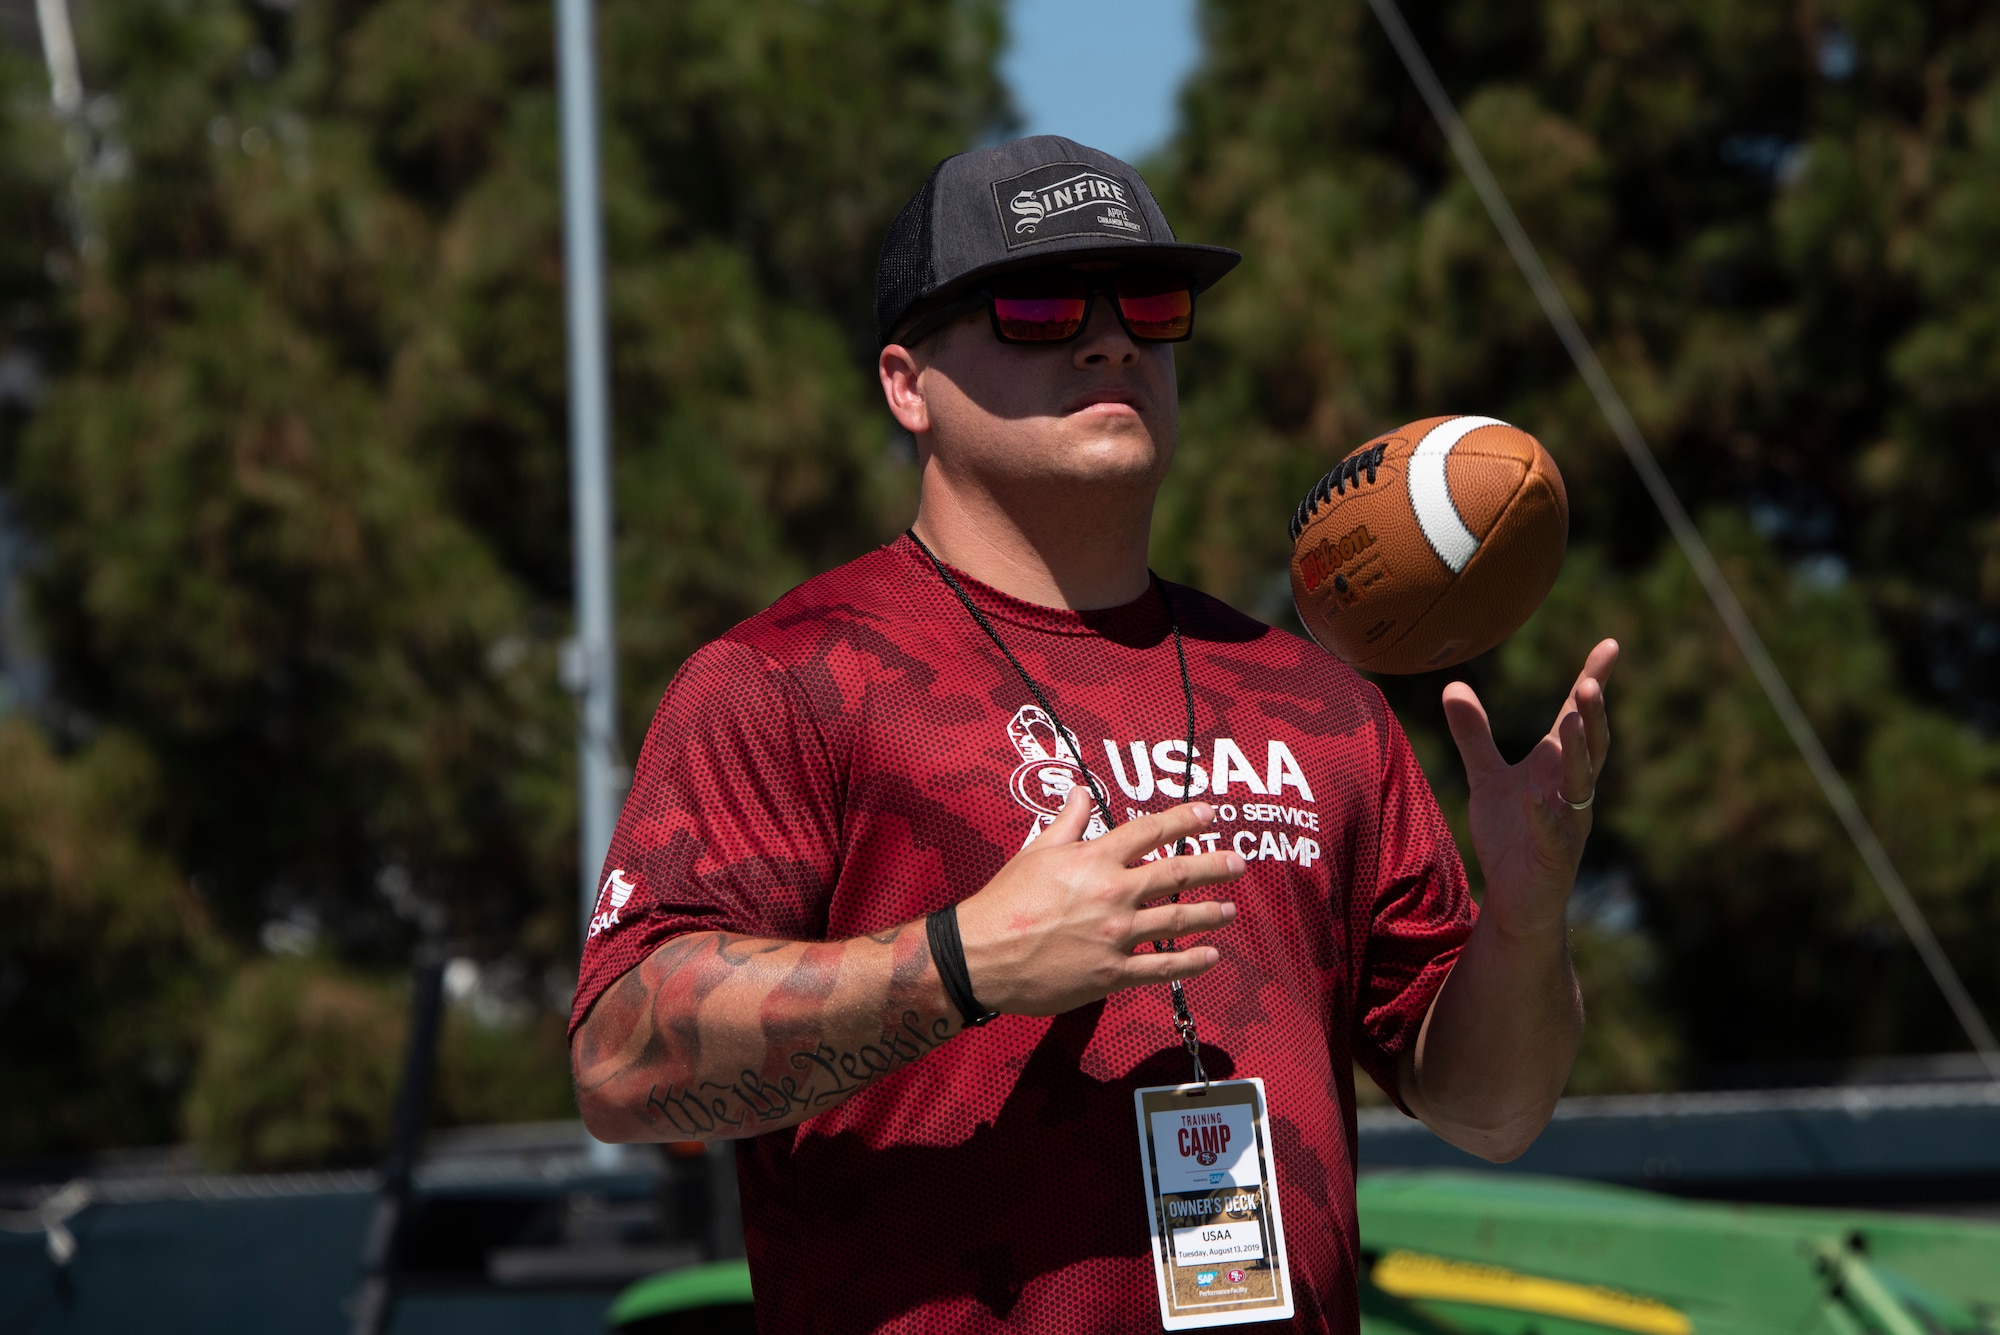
[878,343,930,436]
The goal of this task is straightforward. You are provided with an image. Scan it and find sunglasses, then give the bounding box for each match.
[899,266,1198,347]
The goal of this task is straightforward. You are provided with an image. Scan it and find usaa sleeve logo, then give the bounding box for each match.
[588,868,637,939]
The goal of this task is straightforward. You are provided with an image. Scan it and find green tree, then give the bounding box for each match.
[185,955,575,1170]
[1155,0,2000,1080]
[1,0,1008,1158]
[0,720,220,1155]
[22,0,1992,1163]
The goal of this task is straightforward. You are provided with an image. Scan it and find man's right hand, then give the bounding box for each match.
[575,789,1243,1144]
[954,787,1245,1018]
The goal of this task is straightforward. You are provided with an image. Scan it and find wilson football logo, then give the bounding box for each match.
[1296,523,1376,594]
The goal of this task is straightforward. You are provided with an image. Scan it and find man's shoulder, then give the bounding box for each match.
[652,543,921,743]
[712,540,918,668]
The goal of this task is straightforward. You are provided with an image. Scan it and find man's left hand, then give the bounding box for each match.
[1442,639,1618,938]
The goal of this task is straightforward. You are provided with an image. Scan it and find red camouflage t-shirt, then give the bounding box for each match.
[571,535,1474,1333]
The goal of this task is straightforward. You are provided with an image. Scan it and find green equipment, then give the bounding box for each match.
[606,1259,753,1332]
[600,1173,2000,1332]
[1358,1171,2000,1335]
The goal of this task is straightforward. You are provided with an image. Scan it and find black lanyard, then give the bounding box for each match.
[906,529,1209,1084]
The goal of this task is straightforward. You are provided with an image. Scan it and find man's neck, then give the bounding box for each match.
[910,474,1154,611]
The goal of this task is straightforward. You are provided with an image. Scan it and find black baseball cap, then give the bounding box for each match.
[874,135,1241,347]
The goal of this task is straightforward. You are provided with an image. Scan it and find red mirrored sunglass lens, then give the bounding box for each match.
[991,296,1089,341]
[1115,288,1193,339]
[985,268,1194,342]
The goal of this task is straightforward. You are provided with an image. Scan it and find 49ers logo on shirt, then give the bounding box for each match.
[1006,706,1099,812]
[1005,706,1110,847]
[589,867,637,938]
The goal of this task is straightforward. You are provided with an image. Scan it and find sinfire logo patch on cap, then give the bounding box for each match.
[991,161,1152,250]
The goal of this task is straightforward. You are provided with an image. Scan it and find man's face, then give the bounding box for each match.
[886,265,1180,498]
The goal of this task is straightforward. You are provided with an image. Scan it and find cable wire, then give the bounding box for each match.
[1363,0,2000,1074]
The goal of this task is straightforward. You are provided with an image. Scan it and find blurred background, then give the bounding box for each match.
[1,0,1998,1328]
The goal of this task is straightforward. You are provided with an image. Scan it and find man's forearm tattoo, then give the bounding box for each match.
[640,1008,955,1137]
[579,925,957,1138]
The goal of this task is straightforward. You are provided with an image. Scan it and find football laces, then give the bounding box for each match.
[1288,442,1387,541]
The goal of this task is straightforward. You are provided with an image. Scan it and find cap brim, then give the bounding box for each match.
[919,239,1243,305]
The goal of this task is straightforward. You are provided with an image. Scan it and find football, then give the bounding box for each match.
[1288,415,1568,674]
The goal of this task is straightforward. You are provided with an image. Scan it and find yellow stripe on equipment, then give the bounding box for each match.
[1373,1249,1693,1335]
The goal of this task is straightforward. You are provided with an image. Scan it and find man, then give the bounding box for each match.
[571,136,1615,1332]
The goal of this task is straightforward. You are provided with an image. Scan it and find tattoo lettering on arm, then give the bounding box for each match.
[638,1009,956,1138]
[573,924,961,1143]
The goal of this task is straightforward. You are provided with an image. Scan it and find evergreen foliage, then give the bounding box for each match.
[0,0,1006,1159]
[1,0,1996,1161]
[0,719,218,1154]
[1156,0,2000,1082]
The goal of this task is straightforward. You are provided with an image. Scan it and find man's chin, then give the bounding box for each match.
[1063,417,1170,467]
[1016,439,1167,490]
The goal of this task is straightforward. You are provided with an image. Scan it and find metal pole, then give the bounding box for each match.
[350,951,447,1335]
[555,0,621,950]
[33,0,84,118]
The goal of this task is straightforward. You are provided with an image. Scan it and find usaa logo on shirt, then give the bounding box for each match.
[588,868,636,939]
[1001,705,1324,870]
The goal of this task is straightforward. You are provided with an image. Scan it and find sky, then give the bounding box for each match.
[1000,0,1202,165]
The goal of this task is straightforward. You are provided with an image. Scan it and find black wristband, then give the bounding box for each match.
[926,904,997,1028]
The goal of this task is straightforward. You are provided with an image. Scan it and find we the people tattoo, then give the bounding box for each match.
[641,1008,954,1137]
[575,923,959,1140]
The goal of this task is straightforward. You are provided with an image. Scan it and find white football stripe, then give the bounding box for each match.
[1408,415,1508,574]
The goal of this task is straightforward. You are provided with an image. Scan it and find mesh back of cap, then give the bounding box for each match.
[874,162,943,346]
